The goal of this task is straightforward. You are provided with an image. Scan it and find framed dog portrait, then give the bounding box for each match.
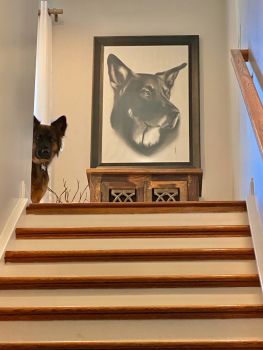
[91,35,200,168]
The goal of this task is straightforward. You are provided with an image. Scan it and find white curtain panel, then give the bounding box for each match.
[34,0,53,125]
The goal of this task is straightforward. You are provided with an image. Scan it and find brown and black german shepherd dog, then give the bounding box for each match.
[31,116,67,203]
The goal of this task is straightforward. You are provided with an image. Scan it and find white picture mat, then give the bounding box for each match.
[101,45,190,163]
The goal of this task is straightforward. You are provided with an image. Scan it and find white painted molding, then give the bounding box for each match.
[246,179,263,293]
[0,198,28,260]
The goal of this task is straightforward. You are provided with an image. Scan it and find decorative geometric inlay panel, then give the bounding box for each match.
[152,188,180,202]
[110,189,136,202]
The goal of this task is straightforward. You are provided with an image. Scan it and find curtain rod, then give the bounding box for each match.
[38,8,63,22]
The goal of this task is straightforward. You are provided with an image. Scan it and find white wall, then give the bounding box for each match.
[49,0,233,201]
[227,0,263,213]
[0,1,38,233]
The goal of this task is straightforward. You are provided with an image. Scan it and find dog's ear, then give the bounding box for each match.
[51,115,67,137]
[156,62,187,90]
[107,54,133,92]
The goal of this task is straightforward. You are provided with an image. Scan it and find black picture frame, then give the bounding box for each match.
[91,35,200,168]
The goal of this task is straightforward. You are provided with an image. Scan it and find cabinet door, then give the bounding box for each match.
[145,181,188,202]
[101,182,144,202]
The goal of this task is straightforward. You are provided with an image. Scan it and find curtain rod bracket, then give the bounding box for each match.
[38,8,63,22]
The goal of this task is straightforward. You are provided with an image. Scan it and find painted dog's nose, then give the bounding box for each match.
[159,106,179,129]
[170,108,180,128]
[170,114,179,128]
[36,148,51,159]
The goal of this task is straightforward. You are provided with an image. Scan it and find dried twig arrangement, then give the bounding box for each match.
[48,179,89,203]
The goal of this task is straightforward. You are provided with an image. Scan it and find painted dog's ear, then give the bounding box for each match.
[107,54,133,92]
[51,115,67,137]
[156,62,187,90]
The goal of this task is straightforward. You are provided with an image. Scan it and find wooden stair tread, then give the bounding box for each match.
[4,248,255,263]
[0,304,263,320]
[15,225,251,239]
[0,275,259,289]
[0,340,263,349]
[26,201,247,215]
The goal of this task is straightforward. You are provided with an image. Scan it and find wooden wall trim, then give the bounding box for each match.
[0,304,262,321]
[231,49,263,156]
[4,248,255,263]
[0,275,259,289]
[86,167,204,175]
[26,201,247,215]
[0,340,263,349]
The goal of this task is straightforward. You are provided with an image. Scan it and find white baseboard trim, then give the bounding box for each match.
[246,179,263,293]
[0,198,28,260]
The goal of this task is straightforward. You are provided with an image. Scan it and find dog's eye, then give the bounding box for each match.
[141,87,153,98]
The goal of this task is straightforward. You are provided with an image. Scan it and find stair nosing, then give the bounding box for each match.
[0,340,262,349]
[0,275,259,289]
[0,304,263,321]
[26,201,247,215]
[4,248,255,263]
[15,225,251,239]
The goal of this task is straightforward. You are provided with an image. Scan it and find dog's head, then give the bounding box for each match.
[107,54,187,154]
[32,115,67,165]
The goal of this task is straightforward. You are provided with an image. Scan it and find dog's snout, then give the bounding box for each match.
[36,148,51,159]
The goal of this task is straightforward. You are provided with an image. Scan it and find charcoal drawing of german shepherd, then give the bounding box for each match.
[31,116,67,203]
[107,54,187,155]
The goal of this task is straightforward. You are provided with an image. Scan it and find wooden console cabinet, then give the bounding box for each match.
[87,168,203,203]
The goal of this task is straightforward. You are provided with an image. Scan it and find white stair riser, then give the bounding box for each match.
[7,237,253,251]
[0,260,258,276]
[0,319,262,341]
[0,287,262,307]
[18,212,249,228]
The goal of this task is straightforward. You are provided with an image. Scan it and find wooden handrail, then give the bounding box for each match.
[232,51,263,293]
[231,49,263,155]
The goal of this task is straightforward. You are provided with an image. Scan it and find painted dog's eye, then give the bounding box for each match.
[141,86,154,99]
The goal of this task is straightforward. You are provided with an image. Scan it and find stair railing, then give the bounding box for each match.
[231,49,263,292]
[231,49,263,153]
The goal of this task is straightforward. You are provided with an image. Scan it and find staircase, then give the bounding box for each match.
[0,201,262,349]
